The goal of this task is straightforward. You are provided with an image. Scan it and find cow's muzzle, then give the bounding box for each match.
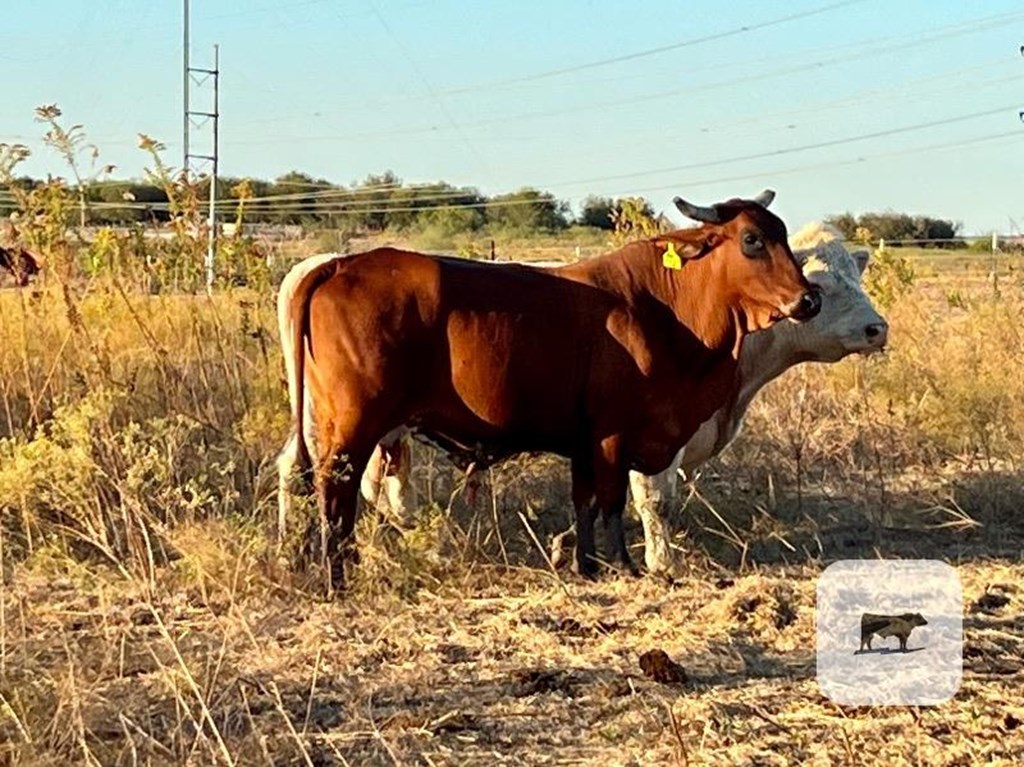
[862,321,888,353]
[782,288,821,322]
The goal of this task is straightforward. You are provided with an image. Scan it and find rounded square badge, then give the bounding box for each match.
[816,560,962,706]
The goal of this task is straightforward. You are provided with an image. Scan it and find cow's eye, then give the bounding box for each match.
[741,230,765,256]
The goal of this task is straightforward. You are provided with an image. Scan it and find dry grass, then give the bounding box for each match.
[1,246,1023,765]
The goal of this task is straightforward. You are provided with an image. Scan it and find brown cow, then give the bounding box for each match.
[0,245,42,286]
[285,190,820,588]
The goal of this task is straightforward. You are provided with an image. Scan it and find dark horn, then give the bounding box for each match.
[753,189,775,208]
[673,196,722,224]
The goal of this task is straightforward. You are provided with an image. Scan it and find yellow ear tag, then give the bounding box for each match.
[662,241,682,270]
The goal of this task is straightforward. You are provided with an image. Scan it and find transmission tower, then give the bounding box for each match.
[183,0,220,292]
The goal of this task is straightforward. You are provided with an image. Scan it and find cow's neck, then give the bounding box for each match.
[585,238,747,359]
[704,324,816,455]
[735,323,817,412]
[667,261,745,359]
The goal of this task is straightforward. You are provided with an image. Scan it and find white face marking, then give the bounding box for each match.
[783,228,887,362]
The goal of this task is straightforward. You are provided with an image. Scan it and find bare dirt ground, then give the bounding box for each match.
[2,492,1021,767]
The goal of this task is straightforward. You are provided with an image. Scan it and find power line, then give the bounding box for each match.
[6,113,1019,215]
[224,11,1024,147]
[225,101,1016,202]
[365,1,496,186]
[477,6,1021,93]
[439,0,870,95]
[618,128,1023,201]
[689,59,1017,136]
[202,57,1017,197]
[563,103,1018,188]
[3,53,1014,159]
[232,5,1022,130]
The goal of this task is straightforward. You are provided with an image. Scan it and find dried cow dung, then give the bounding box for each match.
[638,649,688,684]
[971,591,1011,613]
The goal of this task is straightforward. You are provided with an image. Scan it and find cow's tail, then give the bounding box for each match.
[287,259,339,478]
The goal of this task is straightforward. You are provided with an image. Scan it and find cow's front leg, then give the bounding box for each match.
[629,466,682,578]
[595,436,638,577]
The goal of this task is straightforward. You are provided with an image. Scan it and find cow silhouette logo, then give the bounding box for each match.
[857,612,928,653]
[816,560,962,705]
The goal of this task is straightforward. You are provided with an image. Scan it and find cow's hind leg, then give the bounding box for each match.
[569,456,599,579]
[277,432,315,551]
[309,441,375,591]
[305,416,379,590]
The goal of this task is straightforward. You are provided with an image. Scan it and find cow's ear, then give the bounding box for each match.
[659,232,723,269]
[852,249,870,275]
[682,231,724,258]
[659,238,696,270]
[676,239,710,260]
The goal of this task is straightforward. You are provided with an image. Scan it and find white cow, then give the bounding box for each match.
[627,222,887,574]
[275,224,887,573]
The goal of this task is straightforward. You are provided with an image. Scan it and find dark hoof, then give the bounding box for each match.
[327,560,347,595]
[571,556,600,580]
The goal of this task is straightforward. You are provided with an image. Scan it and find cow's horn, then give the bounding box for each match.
[753,189,775,208]
[673,196,722,224]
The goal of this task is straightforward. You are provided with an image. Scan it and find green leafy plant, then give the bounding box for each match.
[610,196,665,246]
[864,247,916,309]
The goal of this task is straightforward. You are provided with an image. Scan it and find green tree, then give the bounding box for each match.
[349,170,402,232]
[827,211,960,247]
[825,212,857,240]
[579,195,615,230]
[86,180,169,224]
[267,171,324,225]
[610,196,663,246]
[486,188,569,232]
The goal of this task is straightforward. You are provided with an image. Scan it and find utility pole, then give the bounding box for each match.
[202,45,219,293]
[183,0,189,172]
[183,0,220,292]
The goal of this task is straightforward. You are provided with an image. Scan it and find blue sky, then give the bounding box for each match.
[2,0,1023,234]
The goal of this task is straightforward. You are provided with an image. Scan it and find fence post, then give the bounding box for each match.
[878,237,885,254]
[990,232,999,294]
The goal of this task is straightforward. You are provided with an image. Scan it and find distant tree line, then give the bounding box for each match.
[0,170,586,234]
[0,167,972,248]
[825,211,963,247]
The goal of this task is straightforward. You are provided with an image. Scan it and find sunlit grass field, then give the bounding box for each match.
[1,241,1022,765]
